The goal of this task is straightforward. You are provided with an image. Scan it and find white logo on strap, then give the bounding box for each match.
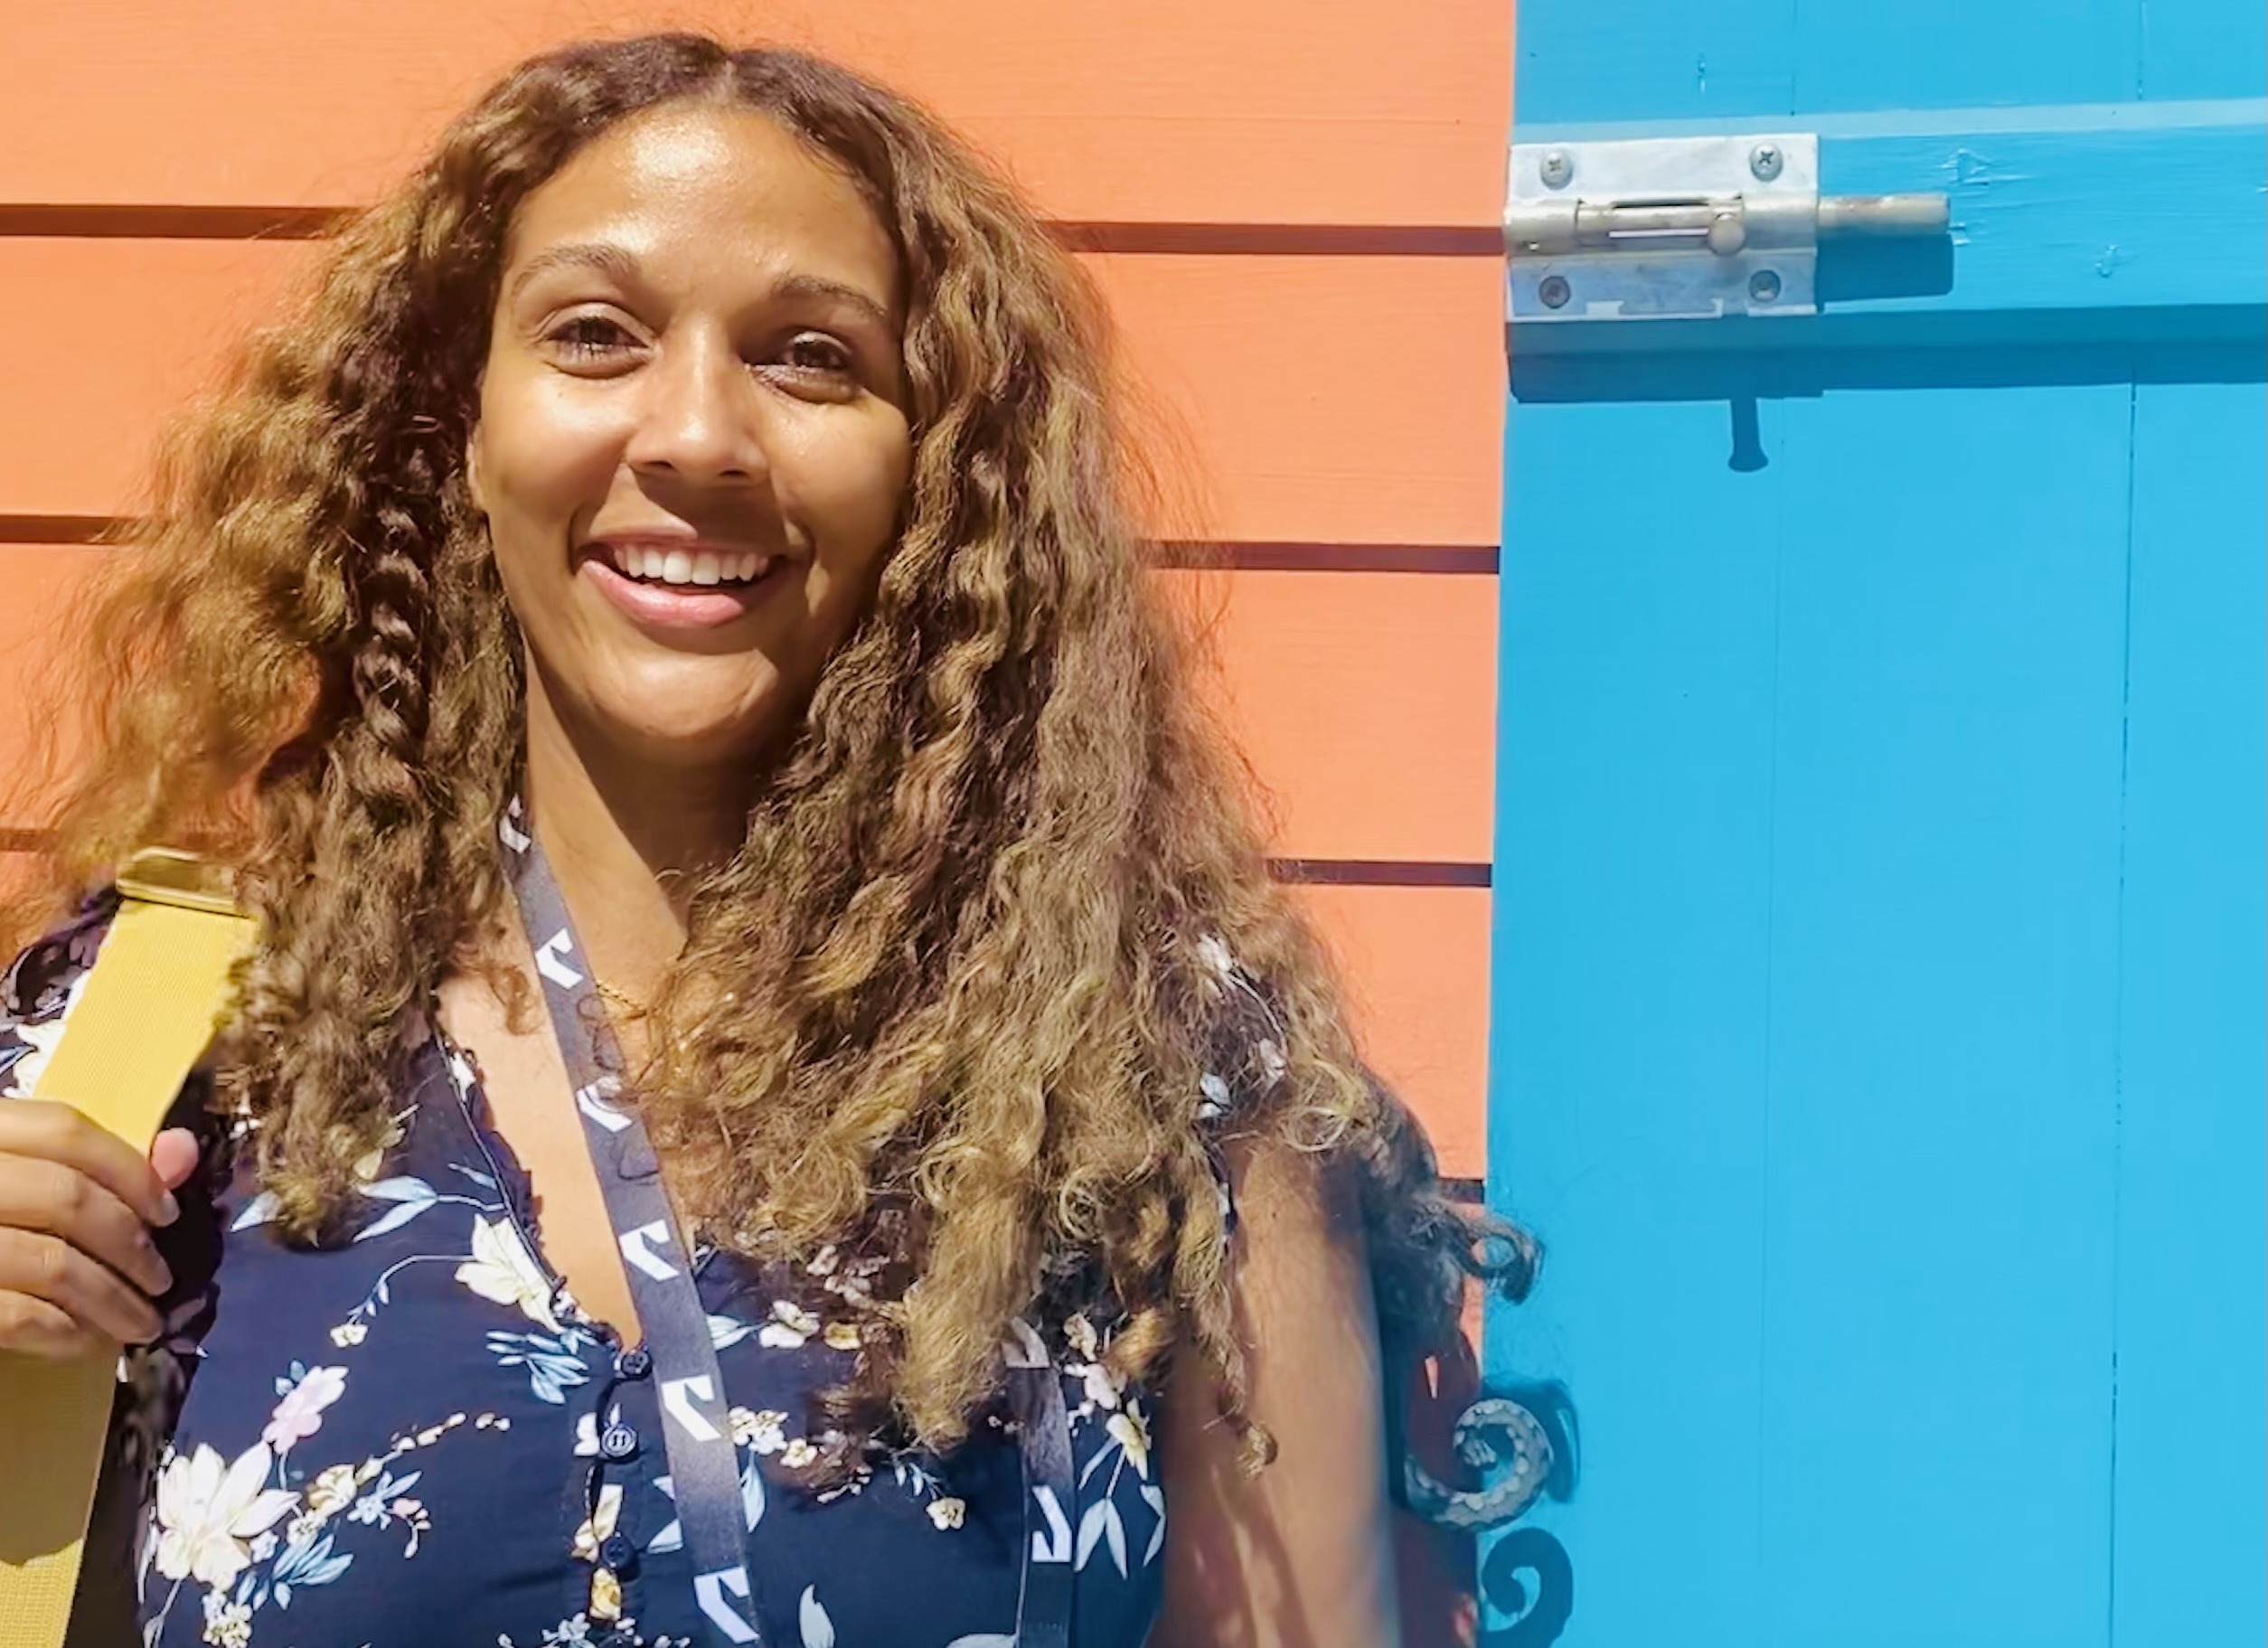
[498,800,532,852]
[693,1567,760,1643]
[1030,1483,1072,1563]
[661,1374,723,1442]
[533,928,584,989]
[617,1220,679,1280]
[575,1077,630,1133]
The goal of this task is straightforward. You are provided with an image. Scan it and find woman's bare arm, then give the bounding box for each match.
[1153,1139,1400,1648]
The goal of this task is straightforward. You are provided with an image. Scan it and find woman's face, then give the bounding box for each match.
[468,101,912,776]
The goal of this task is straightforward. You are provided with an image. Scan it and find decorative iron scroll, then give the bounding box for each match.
[1403,1395,1555,1531]
[1404,1385,1578,1647]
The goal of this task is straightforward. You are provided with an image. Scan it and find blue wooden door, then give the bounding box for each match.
[1482,4,2264,1644]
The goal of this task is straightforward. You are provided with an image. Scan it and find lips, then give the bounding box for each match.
[580,538,792,632]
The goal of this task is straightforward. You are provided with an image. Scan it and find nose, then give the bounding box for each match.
[623,331,770,485]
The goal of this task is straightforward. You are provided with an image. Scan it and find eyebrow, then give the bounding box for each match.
[505,242,897,333]
[505,241,642,303]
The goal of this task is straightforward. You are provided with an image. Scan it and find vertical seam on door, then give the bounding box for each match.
[2103,375,2141,1648]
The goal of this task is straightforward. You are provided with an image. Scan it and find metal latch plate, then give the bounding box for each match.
[1507,132,1820,322]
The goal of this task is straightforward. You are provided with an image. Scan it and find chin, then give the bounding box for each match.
[613,715,783,773]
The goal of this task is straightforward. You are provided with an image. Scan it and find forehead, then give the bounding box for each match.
[501,102,898,302]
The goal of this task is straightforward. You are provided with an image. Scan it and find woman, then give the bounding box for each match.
[0,34,1521,1648]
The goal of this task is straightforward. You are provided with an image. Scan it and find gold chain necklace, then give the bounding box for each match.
[591,975,652,1017]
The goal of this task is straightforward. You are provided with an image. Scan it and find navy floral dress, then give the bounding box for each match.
[1,895,1270,1648]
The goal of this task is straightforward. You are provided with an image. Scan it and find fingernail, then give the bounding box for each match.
[155,1191,181,1227]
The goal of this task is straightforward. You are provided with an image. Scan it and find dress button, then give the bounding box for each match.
[599,1532,637,1571]
[614,1346,653,1380]
[599,1423,640,1461]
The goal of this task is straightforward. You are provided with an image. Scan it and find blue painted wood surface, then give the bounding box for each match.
[1486,2,2264,1643]
[2109,382,2268,1645]
[1514,0,2265,123]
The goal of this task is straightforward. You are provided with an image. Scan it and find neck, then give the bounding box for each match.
[519,674,753,1009]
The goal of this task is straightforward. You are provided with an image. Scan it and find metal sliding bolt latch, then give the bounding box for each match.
[1504,132,1949,321]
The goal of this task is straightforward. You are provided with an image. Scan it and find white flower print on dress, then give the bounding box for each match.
[1105,1401,1153,1480]
[200,1591,253,1648]
[757,1299,821,1348]
[799,1586,835,1648]
[729,1407,787,1454]
[495,1615,693,1647]
[1059,1313,1129,1422]
[1064,1313,1100,1361]
[569,1483,625,1564]
[1079,1361,1124,1414]
[153,1442,299,1589]
[302,1463,360,1526]
[1065,1311,1171,1577]
[456,1215,563,1331]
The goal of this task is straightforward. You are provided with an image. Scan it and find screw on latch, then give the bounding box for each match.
[1539,150,1573,189]
[1538,274,1572,309]
[1748,268,1783,305]
[1749,143,1783,182]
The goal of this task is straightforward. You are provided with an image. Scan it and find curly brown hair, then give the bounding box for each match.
[6,33,1529,1474]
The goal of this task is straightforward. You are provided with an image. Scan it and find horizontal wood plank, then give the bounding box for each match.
[0,240,1504,547]
[1294,882,1491,1179]
[2,549,1496,865]
[0,0,1510,230]
[1165,570,1495,864]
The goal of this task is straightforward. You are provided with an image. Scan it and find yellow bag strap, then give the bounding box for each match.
[0,850,255,1648]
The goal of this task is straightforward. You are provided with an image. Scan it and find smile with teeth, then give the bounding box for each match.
[603,543,776,587]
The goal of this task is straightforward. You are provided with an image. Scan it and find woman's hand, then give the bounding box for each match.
[0,1102,197,1360]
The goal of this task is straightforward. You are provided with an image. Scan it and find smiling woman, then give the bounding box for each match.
[0,33,1524,1648]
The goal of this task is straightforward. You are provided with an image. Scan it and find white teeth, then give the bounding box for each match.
[608,543,775,587]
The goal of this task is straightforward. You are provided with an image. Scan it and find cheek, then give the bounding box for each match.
[479,381,624,532]
[795,423,913,590]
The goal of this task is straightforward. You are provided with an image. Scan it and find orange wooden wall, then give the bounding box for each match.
[0,0,1509,1179]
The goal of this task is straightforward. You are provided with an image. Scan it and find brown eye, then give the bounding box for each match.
[781,334,854,375]
[548,315,634,359]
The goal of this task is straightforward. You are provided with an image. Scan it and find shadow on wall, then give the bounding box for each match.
[1509,226,2265,473]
